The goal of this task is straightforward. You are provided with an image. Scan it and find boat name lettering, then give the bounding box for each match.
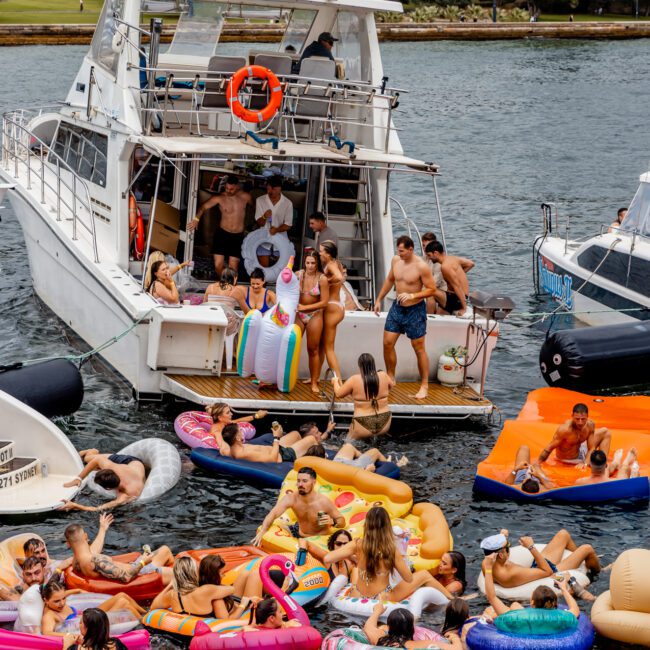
[539,258,574,309]
[0,475,12,489]
[0,450,9,464]
[14,465,38,484]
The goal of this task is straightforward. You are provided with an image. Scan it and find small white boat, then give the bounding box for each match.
[0,390,82,515]
[535,174,650,327]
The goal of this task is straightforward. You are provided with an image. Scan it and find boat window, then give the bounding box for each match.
[89,0,124,76]
[131,148,174,204]
[51,124,107,188]
[577,246,650,298]
[163,1,224,59]
[334,11,364,82]
[281,9,317,53]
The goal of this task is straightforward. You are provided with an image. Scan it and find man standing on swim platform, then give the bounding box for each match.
[60,449,146,511]
[374,235,437,400]
[537,403,611,468]
[188,175,252,277]
[252,466,345,545]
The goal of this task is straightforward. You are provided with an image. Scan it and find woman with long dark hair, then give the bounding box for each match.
[296,250,330,393]
[317,241,345,380]
[203,268,246,308]
[148,260,180,305]
[332,352,394,439]
[324,506,451,603]
[62,608,127,650]
[435,551,467,596]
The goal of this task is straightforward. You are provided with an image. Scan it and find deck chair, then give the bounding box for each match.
[200,55,247,134]
[289,57,337,141]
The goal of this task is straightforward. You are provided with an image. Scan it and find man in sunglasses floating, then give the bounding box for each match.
[480,528,600,595]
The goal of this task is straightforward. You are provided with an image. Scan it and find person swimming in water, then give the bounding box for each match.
[61,450,147,511]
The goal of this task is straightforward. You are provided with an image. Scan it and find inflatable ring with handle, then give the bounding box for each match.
[226,65,283,123]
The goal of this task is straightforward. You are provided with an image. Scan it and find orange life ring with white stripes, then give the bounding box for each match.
[129,193,145,260]
[226,65,283,124]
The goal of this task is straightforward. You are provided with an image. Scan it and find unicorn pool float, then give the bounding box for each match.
[237,257,301,392]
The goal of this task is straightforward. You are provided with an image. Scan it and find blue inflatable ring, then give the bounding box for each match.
[465,611,595,650]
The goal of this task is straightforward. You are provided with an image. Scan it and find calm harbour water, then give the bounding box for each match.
[2,40,650,648]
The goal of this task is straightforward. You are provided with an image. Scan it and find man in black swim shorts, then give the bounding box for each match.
[187,175,252,277]
[374,235,437,400]
[60,449,147,512]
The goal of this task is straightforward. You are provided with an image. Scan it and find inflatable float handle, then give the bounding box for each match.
[259,555,310,627]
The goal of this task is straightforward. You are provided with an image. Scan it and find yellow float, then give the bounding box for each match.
[259,457,452,571]
[0,533,42,588]
[591,548,650,647]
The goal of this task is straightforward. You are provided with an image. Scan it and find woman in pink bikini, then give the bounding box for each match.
[296,250,330,393]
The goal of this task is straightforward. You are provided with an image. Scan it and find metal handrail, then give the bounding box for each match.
[2,110,100,263]
[389,195,424,252]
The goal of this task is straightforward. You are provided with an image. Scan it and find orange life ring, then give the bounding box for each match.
[129,194,145,261]
[226,65,283,123]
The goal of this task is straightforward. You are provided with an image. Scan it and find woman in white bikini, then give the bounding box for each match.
[203,268,246,309]
[317,241,345,381]
[324,506,452,603]
[296,251,330,393]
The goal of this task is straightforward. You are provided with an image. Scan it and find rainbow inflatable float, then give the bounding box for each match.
[474,387,650,502]
[236,257,301,392]
[259,457,452,572]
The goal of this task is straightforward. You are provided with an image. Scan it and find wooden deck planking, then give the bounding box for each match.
[165,374,491,408]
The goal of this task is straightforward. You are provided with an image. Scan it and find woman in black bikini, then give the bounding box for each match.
[298,530,356,582]
[332,353,394,439]
[149,556,246,620]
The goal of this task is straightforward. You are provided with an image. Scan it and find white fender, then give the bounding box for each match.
[241,229,296,284]
[476,544,590,600]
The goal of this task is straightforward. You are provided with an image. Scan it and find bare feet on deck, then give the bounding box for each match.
[414,385,428,400]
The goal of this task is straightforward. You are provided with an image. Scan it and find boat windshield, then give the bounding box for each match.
[621,175,650,237]
[280,9,317,53]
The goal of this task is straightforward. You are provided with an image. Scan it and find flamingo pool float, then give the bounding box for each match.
[190,554,322,649]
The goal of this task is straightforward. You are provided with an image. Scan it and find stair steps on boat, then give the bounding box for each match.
[0,451,41,491]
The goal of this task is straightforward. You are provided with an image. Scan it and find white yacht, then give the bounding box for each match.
[535,175,650,327]
[1,0,506,420]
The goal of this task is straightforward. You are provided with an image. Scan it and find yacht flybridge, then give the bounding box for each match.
[1,0,504,419]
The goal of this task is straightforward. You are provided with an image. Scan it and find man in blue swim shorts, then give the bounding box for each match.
[374,235,437,399]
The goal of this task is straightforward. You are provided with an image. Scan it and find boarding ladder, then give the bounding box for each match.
[321,166,374,304]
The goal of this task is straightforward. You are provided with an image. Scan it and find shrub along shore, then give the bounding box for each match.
[1,21,650,46]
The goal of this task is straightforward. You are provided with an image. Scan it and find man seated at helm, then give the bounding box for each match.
[254,176,294,268]
[60,449,146,511]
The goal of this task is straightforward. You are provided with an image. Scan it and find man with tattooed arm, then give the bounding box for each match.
[64,523,173,584]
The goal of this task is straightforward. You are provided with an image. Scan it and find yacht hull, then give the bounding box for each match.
[535,237,648,327]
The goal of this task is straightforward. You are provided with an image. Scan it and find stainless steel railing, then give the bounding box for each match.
[134,65,405,151]
[1,109,100,263]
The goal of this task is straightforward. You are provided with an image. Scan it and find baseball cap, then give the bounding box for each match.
[480,533,507,552]
[318,32,338,44]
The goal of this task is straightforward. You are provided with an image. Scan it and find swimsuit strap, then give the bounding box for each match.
[245,286,252,309]
[177,591,189,615]
[262,289,269,310]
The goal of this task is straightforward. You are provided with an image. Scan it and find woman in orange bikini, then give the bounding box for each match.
[332,353,393,439]
[296,250,330,393]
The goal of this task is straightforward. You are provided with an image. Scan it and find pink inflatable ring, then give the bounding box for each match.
[174,411,256,449]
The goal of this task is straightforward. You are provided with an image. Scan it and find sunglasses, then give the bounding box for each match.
[334,541,347,547]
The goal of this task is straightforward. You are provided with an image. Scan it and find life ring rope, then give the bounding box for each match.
[226,65,283,125]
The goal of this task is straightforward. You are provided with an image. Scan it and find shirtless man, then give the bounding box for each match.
[374,235,437,400]
[220,423,319,465]
[538,403,611,467]
[187,175,252,276]
[61,449,147,511]
[504,445,552,494]
[64,523,173,585]
[252,466,345,544]
[425,241,474,315]
[480,528,600,589]
[575,448,639,486]
[0,557,45,601]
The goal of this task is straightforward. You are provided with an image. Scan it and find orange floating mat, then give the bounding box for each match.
[474,388,650,502]
[517,387,650,430]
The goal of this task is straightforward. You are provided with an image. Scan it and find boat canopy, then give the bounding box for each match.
[622,171,650,237]
[129,135,439,172]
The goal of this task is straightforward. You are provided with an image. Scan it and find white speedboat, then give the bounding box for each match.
[0,390,82,515]
[1,0,506,420]
[535,174,650,327]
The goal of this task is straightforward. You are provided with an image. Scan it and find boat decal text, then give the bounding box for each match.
[538,257,574,309]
